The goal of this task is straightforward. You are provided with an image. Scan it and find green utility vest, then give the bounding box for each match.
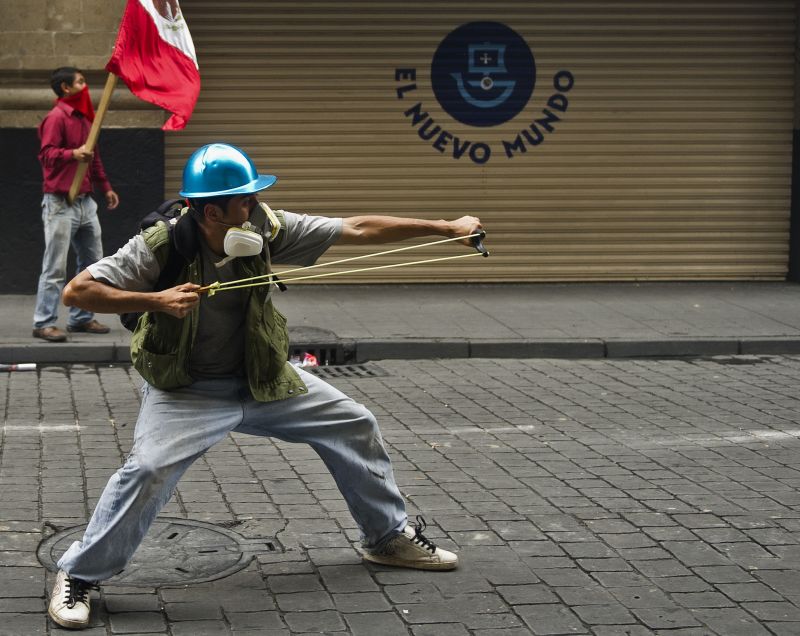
[129,219,307,402]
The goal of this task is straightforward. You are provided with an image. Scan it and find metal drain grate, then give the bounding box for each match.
[38,518,279,587]
[309,363,391,378]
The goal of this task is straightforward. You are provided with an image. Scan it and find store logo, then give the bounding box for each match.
[395,21,574,164]
[431,22,535,128]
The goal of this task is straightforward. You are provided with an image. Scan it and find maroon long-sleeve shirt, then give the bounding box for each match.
[37,101,112,195]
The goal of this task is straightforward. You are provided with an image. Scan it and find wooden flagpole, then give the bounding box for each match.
[67,73,118,204]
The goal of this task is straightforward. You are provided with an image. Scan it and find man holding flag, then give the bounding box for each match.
[32,67,121,343]
[33,0,201,344]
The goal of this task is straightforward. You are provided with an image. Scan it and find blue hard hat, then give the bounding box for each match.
[179,143,277,198]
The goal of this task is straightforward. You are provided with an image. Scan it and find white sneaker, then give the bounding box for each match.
[48,569,96,629]
[363,516,458,571]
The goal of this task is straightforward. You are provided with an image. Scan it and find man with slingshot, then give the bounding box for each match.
[49,142,484,629]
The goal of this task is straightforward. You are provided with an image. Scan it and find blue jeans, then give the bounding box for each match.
[33,193,102,329]
[57,369,408,582]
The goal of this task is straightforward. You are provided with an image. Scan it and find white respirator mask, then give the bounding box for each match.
[215,223,263,268]
[214,202,280,268]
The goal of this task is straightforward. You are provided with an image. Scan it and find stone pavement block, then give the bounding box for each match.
[169,620,231,635]
[163,601,223,620]
[107,611,167,633]
[525,556,575,570]
[0,532,40,551]
[305,547,363,567]
[318,564,378,592]
[275,590,333,612]
[515,603,589,634]
[103,593,161,613]
[753,569,800,596]
[741,601,800,621]
[383,582,442,604]
[432,571,494,596]
[1,613,47,635]
[661,542,732,567]
[764,623,800,636]
[692,565,754,584]
[591,627,655,636]
[215,589,277,613]
[412,623,470,636]
[266,573,323,594]
[652,576,711,594]
[609,531,665,547]
[498,584,559,605]
[0,597,45,612]
[463,612,525,630]
[226,610,285,631]
[476,561,540,585]
[606,586,673,609]
[534,568,596,587]
[448,530,505,545]
[0,567,44,598]
[562,542,619,558]
[283,609,346,632]
[331,591,391,613]
[435,515,490,532]
[691,607,773,636]
[631,607,700,629]
[670,591,735,608]
[716,582,785,602]
[345,611,408,635]
[743,527,798,544]
[396,600,457,624]
[617,547,672,561]
[0,550,40,567]
[572,603,636,625]
[576,558,633,572]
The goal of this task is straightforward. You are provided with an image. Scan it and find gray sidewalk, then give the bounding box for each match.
[3,282,800,364]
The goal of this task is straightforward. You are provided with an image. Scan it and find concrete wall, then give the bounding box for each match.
[0,0,165,293]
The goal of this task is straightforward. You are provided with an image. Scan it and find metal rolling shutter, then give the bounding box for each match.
[167,1,795,282]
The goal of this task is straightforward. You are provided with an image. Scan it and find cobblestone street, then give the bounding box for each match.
[3,355,800,634]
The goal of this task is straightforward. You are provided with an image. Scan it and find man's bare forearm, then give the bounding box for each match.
[62,270,200,319]
[62,271,160,313]
[339,215,481,245]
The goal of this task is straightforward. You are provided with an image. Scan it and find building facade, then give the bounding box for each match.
[1,1,797,291]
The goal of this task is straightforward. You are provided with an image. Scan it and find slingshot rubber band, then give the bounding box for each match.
[197,232,486,295]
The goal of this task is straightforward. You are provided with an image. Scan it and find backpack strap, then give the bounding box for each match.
[120,203,197,332]
[267,208,288,253]
[141,213,198,291]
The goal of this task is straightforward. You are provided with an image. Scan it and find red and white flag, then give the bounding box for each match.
[106,0,200,130]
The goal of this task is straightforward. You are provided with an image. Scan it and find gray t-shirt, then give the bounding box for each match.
[88,211,342,379]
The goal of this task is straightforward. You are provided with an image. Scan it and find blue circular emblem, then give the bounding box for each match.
[431,22,535,128]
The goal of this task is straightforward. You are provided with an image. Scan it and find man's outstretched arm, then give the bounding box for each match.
[338,215,482,245]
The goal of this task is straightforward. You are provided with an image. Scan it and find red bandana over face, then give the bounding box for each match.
[58,86,95,122]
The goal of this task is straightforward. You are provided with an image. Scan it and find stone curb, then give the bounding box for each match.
[3,337,800,365]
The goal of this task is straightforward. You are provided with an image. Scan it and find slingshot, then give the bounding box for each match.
[197,231,490,297]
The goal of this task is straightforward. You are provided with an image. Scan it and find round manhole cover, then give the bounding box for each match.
[38,517,278,586]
